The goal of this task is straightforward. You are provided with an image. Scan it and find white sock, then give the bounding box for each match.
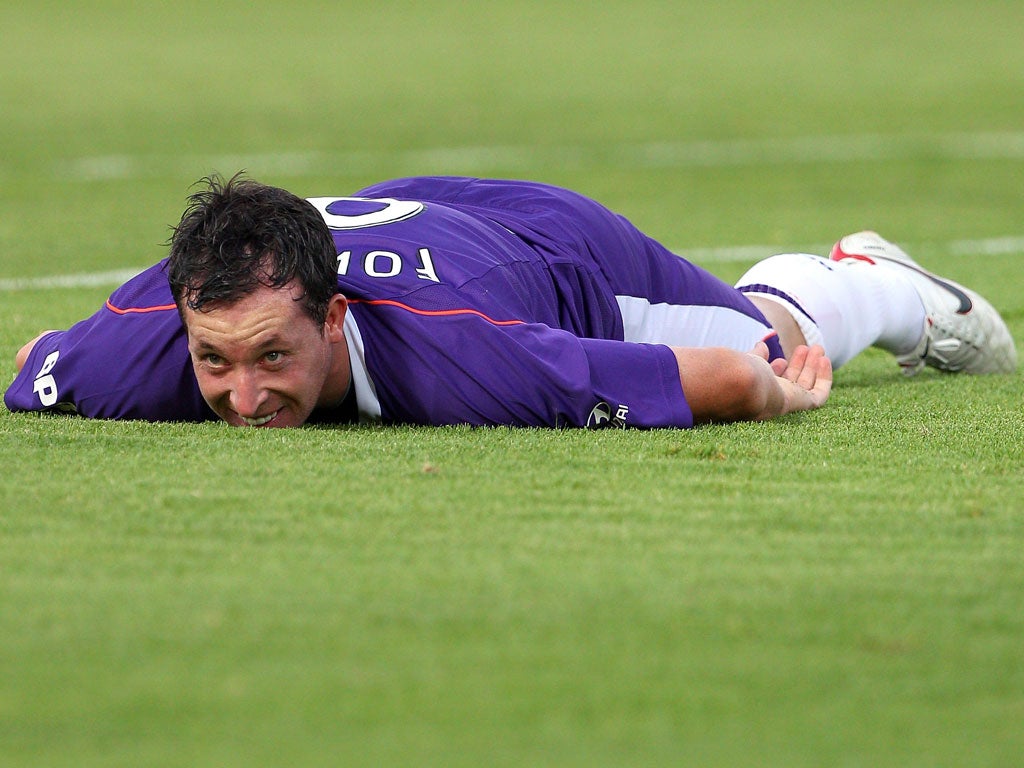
[735,253,925,368]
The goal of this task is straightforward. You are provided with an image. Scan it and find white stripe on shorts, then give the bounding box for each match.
[616,294,772,351]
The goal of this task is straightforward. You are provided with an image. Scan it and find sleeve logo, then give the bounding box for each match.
[586,401,629,429]
[33,351,60,407]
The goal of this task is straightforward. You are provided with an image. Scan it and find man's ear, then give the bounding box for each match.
[324,294,347,342]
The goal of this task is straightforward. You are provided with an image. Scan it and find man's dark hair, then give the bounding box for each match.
[167,173,337,326]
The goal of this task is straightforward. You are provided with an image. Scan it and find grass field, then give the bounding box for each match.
[2,1,1023,765]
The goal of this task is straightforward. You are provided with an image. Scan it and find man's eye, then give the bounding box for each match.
[265,351,283,363]
[203,353,224,366]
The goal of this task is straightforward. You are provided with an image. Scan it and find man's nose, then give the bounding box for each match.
[228,368,268,417]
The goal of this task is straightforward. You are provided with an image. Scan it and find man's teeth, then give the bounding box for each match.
[243,411,278,426]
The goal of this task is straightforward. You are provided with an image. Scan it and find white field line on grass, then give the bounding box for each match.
[3,236,1022,292]
[0,268,148,292]
[4,131,1022,290]
[683,236,1024,263]
[53,131,1024,182]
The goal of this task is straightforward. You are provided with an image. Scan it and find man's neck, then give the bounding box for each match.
[317,340,353,409]
[308,376,358,424]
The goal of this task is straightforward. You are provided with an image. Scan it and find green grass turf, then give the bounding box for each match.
[2,1,1024,765]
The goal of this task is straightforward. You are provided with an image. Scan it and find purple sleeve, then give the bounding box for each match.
[355,305,692,428]
[4,267,214,422]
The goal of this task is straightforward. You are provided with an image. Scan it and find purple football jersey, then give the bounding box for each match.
[5,177,779,428]
[5,269,213,421]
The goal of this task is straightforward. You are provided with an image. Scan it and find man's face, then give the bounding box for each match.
[183,282,348,428]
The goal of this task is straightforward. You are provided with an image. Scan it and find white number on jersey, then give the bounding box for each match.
[306,197,424,230]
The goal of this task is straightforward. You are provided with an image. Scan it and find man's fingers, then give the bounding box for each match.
[795,345,826,391]
[812,351,834,405]
[783,345,809,382]
[799,347,833,407]
[777,345,833,414]
[749,341,770,361]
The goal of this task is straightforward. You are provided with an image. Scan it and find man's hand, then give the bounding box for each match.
[673,343,833,425]
[750,341,832,419]
[15,331,58,373]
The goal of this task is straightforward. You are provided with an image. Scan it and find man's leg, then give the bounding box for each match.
[736,233,1017,374]
[736,250,925,369]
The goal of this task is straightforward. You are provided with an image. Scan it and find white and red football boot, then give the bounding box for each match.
[831,231,1017,375]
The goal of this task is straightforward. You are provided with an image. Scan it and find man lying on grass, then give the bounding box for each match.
[6,174,1017,428]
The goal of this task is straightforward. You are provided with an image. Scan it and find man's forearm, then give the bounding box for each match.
[671,344,832,425]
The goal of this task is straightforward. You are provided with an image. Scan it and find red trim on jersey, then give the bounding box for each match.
[105,300,178,314]
[349,298,525,326]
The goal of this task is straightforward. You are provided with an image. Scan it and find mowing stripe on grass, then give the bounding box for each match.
[684,236,1024,263]
[53,131,1024,182]
[0,268,148,292]
[3,236,1022,292]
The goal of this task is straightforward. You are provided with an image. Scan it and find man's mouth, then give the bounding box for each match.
[241,410,279,427]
